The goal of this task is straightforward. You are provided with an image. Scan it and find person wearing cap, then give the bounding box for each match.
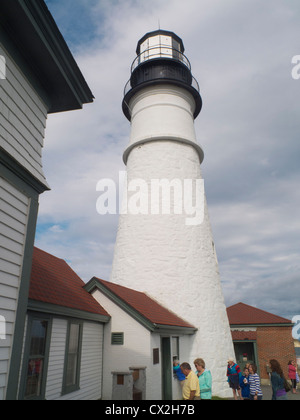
[227,358,243,400]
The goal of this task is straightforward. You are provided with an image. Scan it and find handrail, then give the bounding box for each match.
[131,44,191,73]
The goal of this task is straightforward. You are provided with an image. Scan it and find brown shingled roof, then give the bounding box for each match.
[227,302,291,325]
[29,247,110,318]
[92,277,196,330]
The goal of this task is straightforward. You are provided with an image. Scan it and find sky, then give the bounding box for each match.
[37,0,300,320]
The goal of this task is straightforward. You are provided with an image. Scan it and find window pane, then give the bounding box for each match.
[66,354,78,387]
[172,337,179,359]
[66,323,80,387]
[25,359,44,398]
[29,320,47,356]
[68,324,79,353]
[25,319,48,399]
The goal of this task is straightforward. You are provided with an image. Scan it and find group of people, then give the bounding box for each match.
[173,357,299,400]
[227,358,299,400]
[173,359,212,400]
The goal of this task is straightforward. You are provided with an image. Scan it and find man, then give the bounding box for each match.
[180,362,200,400]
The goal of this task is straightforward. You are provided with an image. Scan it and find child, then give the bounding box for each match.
[240,367,250,399]
[173,360,186,388]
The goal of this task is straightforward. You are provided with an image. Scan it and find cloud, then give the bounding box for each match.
[37,0,300,319]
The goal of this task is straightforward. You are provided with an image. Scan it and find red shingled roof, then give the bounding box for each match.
[94,277,195,329]
[29,247,109,317]
[227,302,291,325]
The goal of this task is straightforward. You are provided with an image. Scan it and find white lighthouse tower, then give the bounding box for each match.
[110,30,234,398]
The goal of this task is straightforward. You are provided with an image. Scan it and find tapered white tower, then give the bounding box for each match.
[110,30,234,398]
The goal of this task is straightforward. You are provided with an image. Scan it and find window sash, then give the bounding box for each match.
[62,321,82,394]
[21,316,51,400]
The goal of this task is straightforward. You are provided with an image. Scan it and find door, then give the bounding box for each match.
[161,337,172,400]
[234,341,256,371]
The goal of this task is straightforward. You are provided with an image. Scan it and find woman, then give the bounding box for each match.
[239,367,250,400]
[227,358,243,400]
[194,358,212,399]
[288,360,297,394]
[270,359,288,400]
[248,364,263,400]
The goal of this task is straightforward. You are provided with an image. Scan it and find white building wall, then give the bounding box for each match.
[0,177,29,400]
[45,319,103,401]
[45,318,67,399]
[0,43,48,187]
[92,289,153,400]
[0,42,49,400]
[92,289,196,400]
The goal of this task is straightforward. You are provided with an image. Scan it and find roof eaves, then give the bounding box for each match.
[153,323,197,335]
[84,277,156,332]
[230,322,293,328]
[85,278,197,334]
[0,0,94,113]
[28,298,111,323]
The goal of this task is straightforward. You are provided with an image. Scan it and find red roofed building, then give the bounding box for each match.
[19,248,110,400]
[85,277,197,400]
[227,302,296,384]
[19,249,197,400]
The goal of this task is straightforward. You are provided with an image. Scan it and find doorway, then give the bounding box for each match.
[161,337,172,400]
[233,341,256,371]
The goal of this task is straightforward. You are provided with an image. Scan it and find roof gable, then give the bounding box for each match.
[29,248,110,320]
[227,302,291,325]
[85,277,196,333]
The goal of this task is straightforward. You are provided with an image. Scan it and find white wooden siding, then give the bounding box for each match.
[45,318,67,399]
[0,177,29,400]
[45,320,103,400]
[0,43,48,187]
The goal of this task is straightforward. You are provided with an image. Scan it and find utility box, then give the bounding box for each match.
[130,367,146,400]
[112,372,133,400]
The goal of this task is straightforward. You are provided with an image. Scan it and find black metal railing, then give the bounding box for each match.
[131,44,192,73]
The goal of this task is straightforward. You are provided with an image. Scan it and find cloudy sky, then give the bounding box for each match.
[37,0,300,319]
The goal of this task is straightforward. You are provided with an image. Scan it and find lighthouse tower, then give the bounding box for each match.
[110,30,234,398]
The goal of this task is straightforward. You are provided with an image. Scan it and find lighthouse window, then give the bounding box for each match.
[172,39,180,61]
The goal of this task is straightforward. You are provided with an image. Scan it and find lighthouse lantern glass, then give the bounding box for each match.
[138,34,182,66]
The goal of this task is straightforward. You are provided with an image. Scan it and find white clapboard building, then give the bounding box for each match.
[0,0,93,400]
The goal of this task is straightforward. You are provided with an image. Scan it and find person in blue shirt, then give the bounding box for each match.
[173,360,186,388]
[239,367,250,399]
[194,358,212,399]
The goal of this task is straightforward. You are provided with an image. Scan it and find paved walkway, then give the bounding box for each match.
[229,385,300,400]
[260,385,300,401]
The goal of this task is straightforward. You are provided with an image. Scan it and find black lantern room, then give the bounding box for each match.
[122,30,202,121]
